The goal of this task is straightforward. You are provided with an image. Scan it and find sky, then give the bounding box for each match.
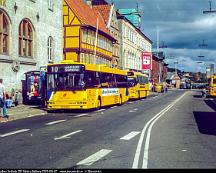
[109,0,216,72]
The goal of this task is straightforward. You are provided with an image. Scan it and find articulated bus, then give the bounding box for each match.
[46,60,129,111]
[209,75,216,97]
[127,71,150,100]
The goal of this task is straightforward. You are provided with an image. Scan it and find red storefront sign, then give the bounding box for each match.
[142,52,152,70]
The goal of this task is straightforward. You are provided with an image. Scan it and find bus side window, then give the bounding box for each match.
[116,75,127,88]
[101,73,109,88]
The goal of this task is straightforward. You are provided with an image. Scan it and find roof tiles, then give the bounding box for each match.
[93,4,111,25]
[65,0,109,34]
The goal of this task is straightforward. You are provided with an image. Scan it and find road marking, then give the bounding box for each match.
[54,130,82,141]
[132,105,172,169]
[111,106,118,109]
[95,109,106,113]
[148,96,158,101]
[0,129,30,137]
[129,110,135,113]
[142,92,187,169]
[132,92,187,169]
[120,131,140,140]
[130,109,138,113]
[46,120,66,125]
[77,149,112,166]
[28,113,46,118]
[128,102,133,104]
[74,114,88,118]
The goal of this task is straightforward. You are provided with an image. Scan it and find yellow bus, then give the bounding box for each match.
[127,71,150,100]
[209,75,216,97]
[46,60,129,111]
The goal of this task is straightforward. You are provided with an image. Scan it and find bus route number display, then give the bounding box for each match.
[48,65,84,73]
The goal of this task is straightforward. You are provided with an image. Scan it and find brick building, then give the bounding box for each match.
[151,53,168,84]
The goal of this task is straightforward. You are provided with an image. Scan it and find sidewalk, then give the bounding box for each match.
[0,104,47,123]
[0,92,159,123]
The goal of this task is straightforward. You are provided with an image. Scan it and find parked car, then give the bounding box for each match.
[154,83,164,93]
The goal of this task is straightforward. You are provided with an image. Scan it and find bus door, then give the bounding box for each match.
[100,73,117,106]
[84,71,100,108]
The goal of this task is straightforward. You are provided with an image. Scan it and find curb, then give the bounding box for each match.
[0,112,47,123]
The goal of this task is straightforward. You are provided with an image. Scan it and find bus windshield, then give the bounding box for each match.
[128,77,136,87]
[137,75,148,84]
[47,73,85,91]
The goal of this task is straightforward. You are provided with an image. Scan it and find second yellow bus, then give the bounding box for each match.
[127,71,150,100]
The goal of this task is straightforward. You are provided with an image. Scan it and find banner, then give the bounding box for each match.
[142,52,152,70]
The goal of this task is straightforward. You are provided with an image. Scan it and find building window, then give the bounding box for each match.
[19,19,33,57]
[0,10,9,54]
[48,36,53,62]
[48,0,53,10]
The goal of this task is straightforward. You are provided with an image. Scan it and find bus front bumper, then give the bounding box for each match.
[47,102,92,110]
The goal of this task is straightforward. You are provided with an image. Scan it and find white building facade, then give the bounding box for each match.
[118,15,152,71]
[0,0,63,92]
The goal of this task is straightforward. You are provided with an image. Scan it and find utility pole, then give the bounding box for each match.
[174,61,178,75]
[198,40,208,48]
[156,27,162,83]
[158,40,168,83]
[159,41,168,49]
[203,1,216,14]
[198,40,208,58]
[203,1,216,75]
[157,26,159,57]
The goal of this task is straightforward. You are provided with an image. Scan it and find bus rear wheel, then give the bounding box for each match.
[138,92,141,100]
[97,98,101,109]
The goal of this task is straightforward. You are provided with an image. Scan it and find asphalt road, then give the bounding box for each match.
[0,90,215,169]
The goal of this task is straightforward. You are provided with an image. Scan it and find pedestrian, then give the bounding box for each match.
[0,79,8,118]
[202,87,207,98]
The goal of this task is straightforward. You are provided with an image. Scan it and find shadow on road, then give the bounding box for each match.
[193,99,216,135]
[193,94,202,98]
[194,111,216,135]
[204,99,216,112]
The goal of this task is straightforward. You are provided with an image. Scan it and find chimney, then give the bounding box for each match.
[86,0,93,8]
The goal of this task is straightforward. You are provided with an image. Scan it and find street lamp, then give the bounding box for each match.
[174,61,178,75]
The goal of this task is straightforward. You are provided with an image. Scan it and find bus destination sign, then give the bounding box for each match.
[127,72,134,76]
[48,65,84,73]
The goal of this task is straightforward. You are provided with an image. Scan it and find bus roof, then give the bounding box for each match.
[47,60,127,76]
[127,71,148,77]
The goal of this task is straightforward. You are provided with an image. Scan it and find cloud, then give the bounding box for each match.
[163,48,216,72]
[111,0,215,72]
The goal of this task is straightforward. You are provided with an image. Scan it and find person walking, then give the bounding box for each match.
[0,79,8,118]
[202,87,207,98]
